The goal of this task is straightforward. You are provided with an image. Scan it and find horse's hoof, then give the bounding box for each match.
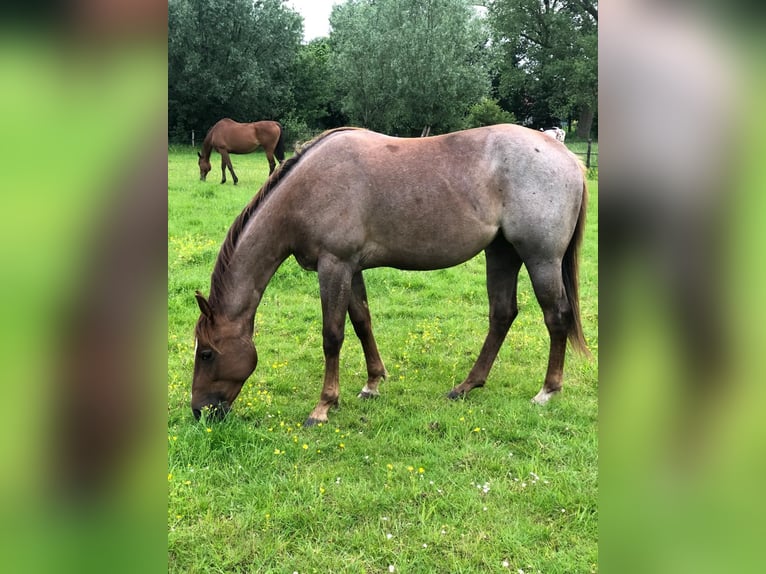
[304,417,326,427]
[357,384,380,399]
[446,389,464,400]
[531,388,559,405]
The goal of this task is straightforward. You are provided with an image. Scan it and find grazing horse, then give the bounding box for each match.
[192,124,590,425]
[197,118,285,184]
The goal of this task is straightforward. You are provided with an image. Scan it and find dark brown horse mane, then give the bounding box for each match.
[205,127,366,309]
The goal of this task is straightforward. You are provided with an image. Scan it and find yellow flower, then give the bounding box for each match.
[473,427,481,433]
[206,427,212,433]
[167,473,172,481]
[386,463,394,470]
[418,467,425,474]
[302,444,309,450]
[274,448,281,455]
[407,466,414,472]
[339,443,345,449]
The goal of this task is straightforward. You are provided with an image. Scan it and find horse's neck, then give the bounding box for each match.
[214,204,291,323]
[200,137,213,159]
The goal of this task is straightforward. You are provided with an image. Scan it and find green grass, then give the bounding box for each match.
[168,147,598,573]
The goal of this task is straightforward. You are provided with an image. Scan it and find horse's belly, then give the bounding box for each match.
[361,222,498,271]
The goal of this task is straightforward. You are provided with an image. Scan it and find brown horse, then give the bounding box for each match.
[197,118,285,184]
[192,124,589,425]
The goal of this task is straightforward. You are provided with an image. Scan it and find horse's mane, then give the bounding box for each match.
[205,126,366,308]
[199,122,220,158]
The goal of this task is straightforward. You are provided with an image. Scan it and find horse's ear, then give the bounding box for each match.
[195,290,214,321]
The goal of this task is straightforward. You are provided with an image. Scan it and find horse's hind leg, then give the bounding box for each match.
[448,237,522,398]
[525,258,573,404]
[348,271,387,399]
[219,150,238,185]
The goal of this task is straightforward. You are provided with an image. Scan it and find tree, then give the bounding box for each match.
[290,38,345,131]
[488,0,597,137]
[168,0,302,142]
[329,0,491,135]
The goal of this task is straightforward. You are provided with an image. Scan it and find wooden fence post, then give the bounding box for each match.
[586,138,592,169]
[192,130,195,148]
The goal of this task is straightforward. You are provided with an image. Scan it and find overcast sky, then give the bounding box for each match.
[286,0,337,42]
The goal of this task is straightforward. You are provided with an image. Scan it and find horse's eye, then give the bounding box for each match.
[199,349,214,361]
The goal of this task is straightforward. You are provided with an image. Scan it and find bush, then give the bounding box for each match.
[279,113,317,150]
[463,98,516,129]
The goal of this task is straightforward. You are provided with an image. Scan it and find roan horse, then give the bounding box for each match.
[192,124,589,426]
[197,118,285,183]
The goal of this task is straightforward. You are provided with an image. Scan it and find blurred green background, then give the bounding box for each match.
[1,2,765,573]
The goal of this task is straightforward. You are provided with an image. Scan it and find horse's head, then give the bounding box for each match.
[198,152,211,181]
[191,291,257,420]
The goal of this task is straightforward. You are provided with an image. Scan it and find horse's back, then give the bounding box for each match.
[281,125,584,270]
[300,124,583,227]
[208,118,274,153]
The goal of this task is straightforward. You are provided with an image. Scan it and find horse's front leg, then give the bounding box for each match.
[348,271,387,398]
[219,150,238,185]
[218,151,227,184]
[305,256,354,426]
[265,151,276,175]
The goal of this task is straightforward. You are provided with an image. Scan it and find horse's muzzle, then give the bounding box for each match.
[192,402,230,421]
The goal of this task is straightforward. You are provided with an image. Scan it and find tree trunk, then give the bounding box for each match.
[576,106,594,139]
[421,125,431,137]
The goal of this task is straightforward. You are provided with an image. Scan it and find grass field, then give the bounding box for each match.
[168,143,598,573]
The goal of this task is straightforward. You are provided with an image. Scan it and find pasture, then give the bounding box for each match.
[168,141,598,573]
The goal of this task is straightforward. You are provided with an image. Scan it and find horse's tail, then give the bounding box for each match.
[275,122,286,162]
[562,176,591,358]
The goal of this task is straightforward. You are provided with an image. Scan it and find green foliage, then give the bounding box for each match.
[488,0,597,134]
[168,147,599,572]
[278,112,315,149]
[329,0,491,135]
[464,97,517,128]
[291,38,345,131]
[168,0,302,141]
[167,0,597,141]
